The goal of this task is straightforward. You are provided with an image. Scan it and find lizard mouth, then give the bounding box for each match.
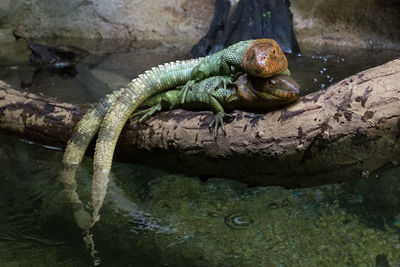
[250,74,301,101]
[253,89,299,101]
[236,74,301,107]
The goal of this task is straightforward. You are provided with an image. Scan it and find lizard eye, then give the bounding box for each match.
[272,49,276,54]
[270,79,276,85]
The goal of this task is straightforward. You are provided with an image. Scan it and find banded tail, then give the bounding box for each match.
[91,58,203,224]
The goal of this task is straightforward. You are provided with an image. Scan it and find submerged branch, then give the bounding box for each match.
[1,59,400,187]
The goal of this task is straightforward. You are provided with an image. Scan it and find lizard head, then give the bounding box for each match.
[237,74,300,108]
[241,39,288,78]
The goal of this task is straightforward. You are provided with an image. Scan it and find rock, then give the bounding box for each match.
[0,25,15,43]
[0,0,11,24]
[1,0,399,51]
[7,0,214,44]
[291,0,400,49]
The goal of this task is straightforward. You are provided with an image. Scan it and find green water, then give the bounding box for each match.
[0,39,400,266]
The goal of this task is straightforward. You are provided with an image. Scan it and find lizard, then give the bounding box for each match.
[58,39,289,233]
[132,73,300,137]
[90,39,289,227]
[59,72,298,260]
[59,72,300,235]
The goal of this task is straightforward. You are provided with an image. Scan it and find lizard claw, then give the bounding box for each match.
[129,103,162,123]
[221,76,233,91]
[208,111,230,139]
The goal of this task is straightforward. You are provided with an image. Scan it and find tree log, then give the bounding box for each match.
[1,59,400,188]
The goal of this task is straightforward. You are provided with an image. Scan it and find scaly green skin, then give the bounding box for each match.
[60,40,254,231]
[90,39,278,226]
[59,39,289,232]
[133,74,300,135]
[57,39,290,261]
[133,76,234,120]
[58,89,128,259]
[58,89,123,230]
[59,73,298,234]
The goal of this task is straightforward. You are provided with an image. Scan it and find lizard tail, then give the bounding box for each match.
[59,90,122,231]
[91,58,202,226]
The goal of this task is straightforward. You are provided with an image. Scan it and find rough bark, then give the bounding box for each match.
[1,59,400,187]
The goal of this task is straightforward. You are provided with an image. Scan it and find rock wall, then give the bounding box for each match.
[290,0,400,49]
[0,0,399,49]
[1,0,214,43]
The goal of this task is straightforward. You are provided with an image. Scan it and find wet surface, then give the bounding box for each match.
[1,133,400,266]
[1,39,399,104]
[287,45,400,95]
[0,39,191,104]
[0,39,400,266]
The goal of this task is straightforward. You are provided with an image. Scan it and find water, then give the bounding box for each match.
[0,38,191,104]
[287,45,400,95]
[0,39,400,266]
[2,39,398,102]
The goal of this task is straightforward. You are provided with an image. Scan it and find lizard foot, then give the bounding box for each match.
[208,112,234,139]
[129,103,162,123]
[180,80,195,104]
[221,76,233,91]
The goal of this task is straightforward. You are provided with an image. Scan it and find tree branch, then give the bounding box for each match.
[1,59,399,187]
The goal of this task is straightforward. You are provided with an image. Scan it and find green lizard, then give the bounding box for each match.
[60,72,299,260]
[90,39,289,226]
[59,72,300,234]
[59,90,123,231]
[132,73,300,136]
[58,39,289,232]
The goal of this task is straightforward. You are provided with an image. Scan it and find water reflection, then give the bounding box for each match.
[0,39,400,265]
[1,133,400,265]
[0,39,192,104]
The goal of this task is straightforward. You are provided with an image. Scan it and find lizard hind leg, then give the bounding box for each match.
[209,111,226,138]
[130,103,162,123]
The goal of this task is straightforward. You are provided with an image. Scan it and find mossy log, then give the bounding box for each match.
[1,59,400,188]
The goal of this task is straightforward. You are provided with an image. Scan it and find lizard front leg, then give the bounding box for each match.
[207,97,230,139]
[132,76,234,138]
[181,55,231,104]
